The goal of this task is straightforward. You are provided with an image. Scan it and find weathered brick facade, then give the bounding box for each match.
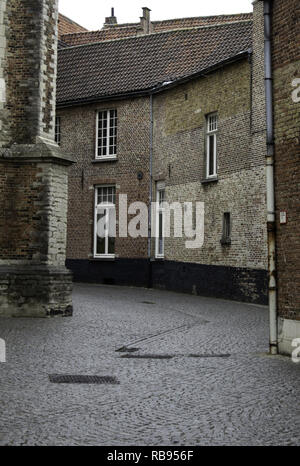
[60,98,151,262]
[0,0,59,146]
[59,49,268,303]
[271,0,300,351]
[151,59,267,302]
[0,0,74,317]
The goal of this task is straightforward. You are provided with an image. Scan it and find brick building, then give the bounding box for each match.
[56,5,269,304]
[268,0,300,353]
[0,0,73,317]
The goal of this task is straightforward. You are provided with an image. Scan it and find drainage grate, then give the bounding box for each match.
[115,347,140,353]
[140,301,156,305]
[188,354,231,358]
[120,354,173,359]
[49,374,120,384]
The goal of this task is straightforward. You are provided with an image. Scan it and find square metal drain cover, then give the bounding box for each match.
[121,354,173,359]
[49,374,120,384]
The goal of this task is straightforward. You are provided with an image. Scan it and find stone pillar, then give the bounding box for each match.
[0,0,74,317]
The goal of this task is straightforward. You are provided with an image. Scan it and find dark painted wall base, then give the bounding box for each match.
[66,258,268,305]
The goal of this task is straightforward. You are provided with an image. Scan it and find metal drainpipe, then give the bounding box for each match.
[147,93,153,287]
[264,0,277,354]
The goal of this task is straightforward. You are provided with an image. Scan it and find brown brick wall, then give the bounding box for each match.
[0,162,44,261]
[0,157,70,266]
[59,59,268,278]
[272,0,300,319]
[58,97,151,260]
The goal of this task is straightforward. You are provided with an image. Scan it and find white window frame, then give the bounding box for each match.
[94,185,116,258]
[206,113,218,178]
[95,109,117,160]
[155,182,165,259]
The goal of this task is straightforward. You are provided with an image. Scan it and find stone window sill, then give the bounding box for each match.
[89,257,116,261]
[92,157,118,163]
[201,177,218,184]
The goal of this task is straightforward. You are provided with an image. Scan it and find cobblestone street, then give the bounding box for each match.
[0,284,299,446]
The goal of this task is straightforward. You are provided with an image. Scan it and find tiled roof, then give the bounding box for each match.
[58,39,69,49]
[58,13,88,39]
[61,26,139,46]
[61,13,252,46]
[57,20,252,106]
[153,13,252,30]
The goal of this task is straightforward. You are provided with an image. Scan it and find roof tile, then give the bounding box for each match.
[57,21,252,106]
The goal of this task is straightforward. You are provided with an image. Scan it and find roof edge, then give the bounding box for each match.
[60,12,253,37]
[58,19,253,52]
[58,12,88,31]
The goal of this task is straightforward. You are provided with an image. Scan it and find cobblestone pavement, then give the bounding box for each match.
[0,284,299,446]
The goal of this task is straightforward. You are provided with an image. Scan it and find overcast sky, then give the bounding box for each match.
[59,0,253,31]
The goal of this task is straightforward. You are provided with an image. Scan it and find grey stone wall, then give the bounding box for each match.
[152,59,268,272]
[0,0,7,143]
[0,0,58,147]
[0,1,74,317]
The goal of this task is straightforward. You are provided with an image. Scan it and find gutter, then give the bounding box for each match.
[263,0,277,354]
[56,51,251,109]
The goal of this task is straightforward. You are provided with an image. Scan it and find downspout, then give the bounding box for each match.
[264,0,277,354]
[147,93,153,287]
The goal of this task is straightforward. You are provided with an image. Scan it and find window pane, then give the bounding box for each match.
[95,188,116,256]
[208,135,215,176]
[97,237,106,255]
[159,211,163,254]
[96,211,106,255]
[108,236,115,254]
[158,189,165,206]
[224,212,230,238]
[97,109,117,157]
[97,187,116,206]
[208,114,218,132]
[55,116,61,145]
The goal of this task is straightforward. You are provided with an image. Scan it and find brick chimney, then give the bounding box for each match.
[140,7,153,34]
[104,7,118,27]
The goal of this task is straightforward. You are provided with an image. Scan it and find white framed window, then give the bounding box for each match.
[94,186,116,258]
[96,109,117,159]
[55,116,61,145]
[206,113,218,178]
[155,182,165,259]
